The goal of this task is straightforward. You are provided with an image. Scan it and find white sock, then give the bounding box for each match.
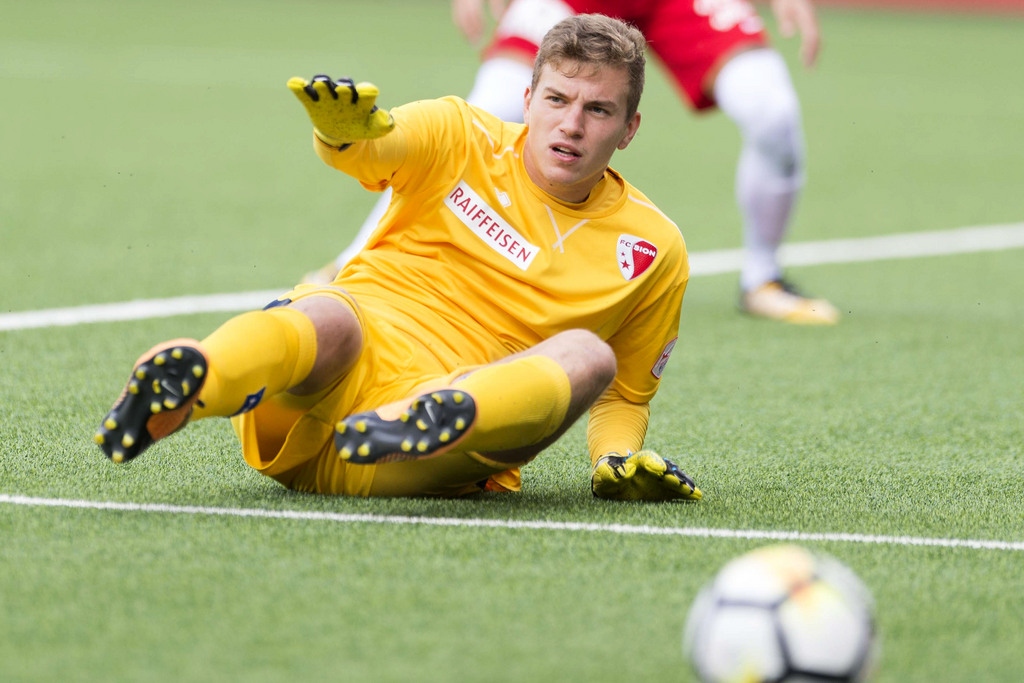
[465,57,534,123]
[713,49,806,292]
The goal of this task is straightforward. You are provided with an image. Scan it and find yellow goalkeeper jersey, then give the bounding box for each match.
[316,96,687,408]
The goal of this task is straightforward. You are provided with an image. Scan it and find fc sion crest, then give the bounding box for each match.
[617,234,658,281]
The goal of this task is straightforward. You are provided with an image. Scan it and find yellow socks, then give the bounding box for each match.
[452,355,572,453]
[191,308,317,419]
[188,307,572,459]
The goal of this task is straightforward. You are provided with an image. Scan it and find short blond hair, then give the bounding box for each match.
[532,14,647,120]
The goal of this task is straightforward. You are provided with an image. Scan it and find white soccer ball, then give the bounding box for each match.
[683,544,879,683]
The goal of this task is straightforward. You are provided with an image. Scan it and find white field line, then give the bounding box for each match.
[2,223,1022,333]
[687,222,1024,276]
[0,290,284,332]
[2,494,1022,552]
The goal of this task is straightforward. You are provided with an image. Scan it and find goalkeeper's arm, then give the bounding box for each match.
[287,74,395,148]
[587,387,649,464]
[587,387,701,501]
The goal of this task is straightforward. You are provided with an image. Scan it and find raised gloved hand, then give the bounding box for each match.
[592,451,702,502]
[287,75,395,148]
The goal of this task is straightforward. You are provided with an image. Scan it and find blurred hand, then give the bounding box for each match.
[452,0,510,45]
[770,0,821,68]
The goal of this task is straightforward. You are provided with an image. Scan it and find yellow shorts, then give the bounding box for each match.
[231,283,521,497]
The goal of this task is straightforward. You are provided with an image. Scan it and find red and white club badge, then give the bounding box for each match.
[617,234,658,281]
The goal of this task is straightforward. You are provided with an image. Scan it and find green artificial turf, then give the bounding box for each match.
[1,1,1022,681]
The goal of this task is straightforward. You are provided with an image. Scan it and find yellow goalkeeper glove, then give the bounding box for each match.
[287,74,395,148]
[591,451,702,502]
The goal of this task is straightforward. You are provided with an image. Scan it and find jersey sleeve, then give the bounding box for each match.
[313,96,471,196]
[586,388,650,465]
[606,237,689,404]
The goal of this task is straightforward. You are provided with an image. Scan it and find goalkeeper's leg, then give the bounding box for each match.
[335,329,615,466]
[96,293,362,463]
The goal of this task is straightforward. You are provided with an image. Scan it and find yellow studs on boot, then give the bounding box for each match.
[97,342,208,465]
[333,388,474,464]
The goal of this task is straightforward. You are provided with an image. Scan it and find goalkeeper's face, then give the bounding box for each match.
[523,60,641,204]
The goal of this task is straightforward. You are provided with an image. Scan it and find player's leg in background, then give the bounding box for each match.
[713,48,839,323]
[465,55,534,122]
[466,0,570,121]
[713,48,804,292]
[642,0,837,323]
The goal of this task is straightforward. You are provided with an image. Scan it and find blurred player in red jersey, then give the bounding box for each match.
[308,0,838,324]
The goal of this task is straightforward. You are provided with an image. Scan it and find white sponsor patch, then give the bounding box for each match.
[445,180,539,271]
[651,337,677,379]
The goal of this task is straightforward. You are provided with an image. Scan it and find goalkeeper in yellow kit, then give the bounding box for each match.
[94,14,701,502]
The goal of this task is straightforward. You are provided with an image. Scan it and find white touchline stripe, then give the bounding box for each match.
[0,290,284,332]
[687,222,1024,276]
[2,223,1023,332]
[2,494,1021,552]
